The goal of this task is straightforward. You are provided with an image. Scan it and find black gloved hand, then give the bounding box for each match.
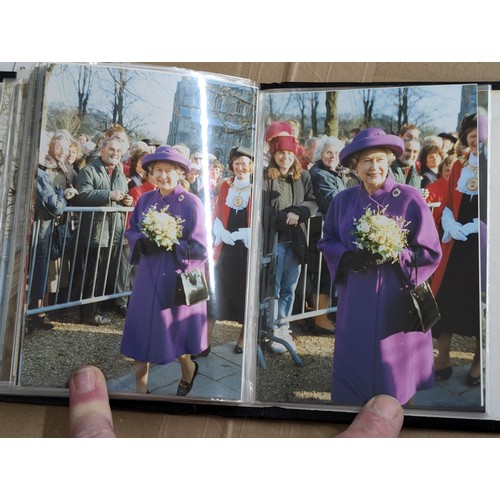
[137,238,162,255]
[341,250,384,273]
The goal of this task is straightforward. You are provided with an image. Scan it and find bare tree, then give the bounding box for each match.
[295,92,308,133]
[76,66,94,120]
[361,88,376,127]
[396,87,409,132]
[309,92,320,136]
[264,93,293,123]
[394,86,435,133]
[107,68,135,125]
[324,91,339,136]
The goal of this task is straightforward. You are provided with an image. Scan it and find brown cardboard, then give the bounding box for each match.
[2,62,499,437]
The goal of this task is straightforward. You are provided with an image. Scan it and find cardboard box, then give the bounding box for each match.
[2,62,498,437]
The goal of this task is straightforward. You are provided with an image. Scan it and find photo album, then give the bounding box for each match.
[0,62,498,429]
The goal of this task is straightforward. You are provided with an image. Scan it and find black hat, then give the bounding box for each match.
[438,132,458,144]
[228,146,254,168]
[459,113,477,145]
[141,138,160,147]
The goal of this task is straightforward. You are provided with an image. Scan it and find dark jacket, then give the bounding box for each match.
[262,167,318,265]
[309,160,346,214]
[74,158,129,247]
[388,159,421,188]
[36,166,67,220]
[420,166,438,189]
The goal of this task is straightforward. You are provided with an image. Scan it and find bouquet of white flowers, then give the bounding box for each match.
[141,204,184,251]
[351,205,410,263]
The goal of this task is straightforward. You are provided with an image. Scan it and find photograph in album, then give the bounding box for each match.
[0,63,258,401]
[255,83,486,412]
[0,62,495,427]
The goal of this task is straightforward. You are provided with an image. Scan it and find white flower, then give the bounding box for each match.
[140,204,184,251]
[351,205,410,263]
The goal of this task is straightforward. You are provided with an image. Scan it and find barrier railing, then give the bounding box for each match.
[260,214,337,366]
[27,206,134,316]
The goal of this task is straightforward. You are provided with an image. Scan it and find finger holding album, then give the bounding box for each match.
[69,366,116,438]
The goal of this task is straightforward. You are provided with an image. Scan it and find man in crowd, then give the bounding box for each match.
[388,138,421,188]
[73,136,132,325]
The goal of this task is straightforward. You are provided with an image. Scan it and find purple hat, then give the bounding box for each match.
[141,145,191,173]
[339,128,404,167]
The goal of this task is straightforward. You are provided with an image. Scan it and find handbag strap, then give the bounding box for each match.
[173,241,190,273]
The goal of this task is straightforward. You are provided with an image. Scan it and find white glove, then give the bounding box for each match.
[213,217,235,246]
[442,207,466,243]
[235,227,250,248]
[448,221,468,241]
[461,218,479,236]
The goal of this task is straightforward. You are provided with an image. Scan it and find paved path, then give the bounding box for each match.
[107,343,481,410]
[107,342,243,400]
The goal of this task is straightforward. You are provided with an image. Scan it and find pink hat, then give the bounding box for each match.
[265,121,293,143]
[269,135,298,156]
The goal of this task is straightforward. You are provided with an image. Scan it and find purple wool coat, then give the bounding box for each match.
[318,176,442,405]
[120,185,208,364]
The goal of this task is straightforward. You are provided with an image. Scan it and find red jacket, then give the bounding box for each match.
[431,155,468,295]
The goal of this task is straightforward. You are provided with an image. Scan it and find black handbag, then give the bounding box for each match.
[404,255,441,332]
[174,243,209,306]
[175,268,209,306]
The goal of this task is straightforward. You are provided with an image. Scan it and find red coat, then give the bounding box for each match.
[213,178,252,262]
[426,176,449,232]
[431,155,468,295]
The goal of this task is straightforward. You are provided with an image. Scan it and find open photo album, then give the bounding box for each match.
[0,62,497,428]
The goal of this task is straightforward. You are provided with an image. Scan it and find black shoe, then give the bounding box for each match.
[234,344,243,354]
[192,346,210,359]
[83,313,111,326]
[30,315,55,331]
[466,372,481,386]
[314,324,335,335]
[434,366,453,380]
[177,362,199,396]
[117,306,128,317]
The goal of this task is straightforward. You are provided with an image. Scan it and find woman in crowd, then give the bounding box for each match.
[432,114,482,386]
[67,138,84,173]
[419,144,445,188]
[44,130,78,305]
[127,147,149,191]
[318,128,442,405]
[308,135,346,333]
[120,146,208,396]
[212,146,253,353]
[426,154,456,234]
[29,130,75,330]
[262,127,318,354]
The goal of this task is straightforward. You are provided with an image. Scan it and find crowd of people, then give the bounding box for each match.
[263,113,484,406]
[30,122,255,396]
[30,107,484,404]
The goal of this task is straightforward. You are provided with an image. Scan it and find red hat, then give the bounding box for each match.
[264,121,293,143]
[269,135,298,156]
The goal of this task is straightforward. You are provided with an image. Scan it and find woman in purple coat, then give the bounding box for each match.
[318,129,442,405]
[120,147,208,396]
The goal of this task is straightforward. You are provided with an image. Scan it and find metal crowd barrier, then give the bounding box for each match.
[27,206,134,316]
[260,214,337,366]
